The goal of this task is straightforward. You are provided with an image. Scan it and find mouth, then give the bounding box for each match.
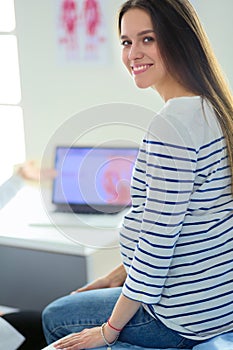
[131,64,153,75]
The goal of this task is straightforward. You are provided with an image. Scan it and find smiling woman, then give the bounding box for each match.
[120,11,170,93]
[42,1,233,349]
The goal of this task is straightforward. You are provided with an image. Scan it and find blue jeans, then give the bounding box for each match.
[42,287,200,349]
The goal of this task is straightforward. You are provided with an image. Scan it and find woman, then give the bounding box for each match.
[42,0,233,349]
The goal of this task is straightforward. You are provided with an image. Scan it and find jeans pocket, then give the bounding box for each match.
[176,336,200,349]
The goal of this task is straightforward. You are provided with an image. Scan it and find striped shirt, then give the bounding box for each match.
[120,96,233,340]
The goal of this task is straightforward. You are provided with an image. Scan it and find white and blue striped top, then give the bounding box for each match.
[120,96,233,340]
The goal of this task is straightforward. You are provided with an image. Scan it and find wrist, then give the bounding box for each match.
[105,322,120,341]
[107,318,123,332]
[100,323,120,347]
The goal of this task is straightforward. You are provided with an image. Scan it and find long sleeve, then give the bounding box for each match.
[0,174,24,209]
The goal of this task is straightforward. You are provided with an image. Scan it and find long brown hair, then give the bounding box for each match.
[118,0,233,193]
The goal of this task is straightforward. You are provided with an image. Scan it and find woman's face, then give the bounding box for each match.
[120,8,174,95]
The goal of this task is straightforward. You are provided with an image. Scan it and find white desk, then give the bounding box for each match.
[0,186,122,310]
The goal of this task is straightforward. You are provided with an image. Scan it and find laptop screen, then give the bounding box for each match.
[52,146,139,214]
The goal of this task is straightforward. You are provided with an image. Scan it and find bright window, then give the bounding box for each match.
[0,106,25,182]
[0,0,25,184]
[0,35,21,104]
[0,0,15,32]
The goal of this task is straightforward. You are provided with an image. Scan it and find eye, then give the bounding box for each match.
[143,36,155,43]
[120,40,132,47]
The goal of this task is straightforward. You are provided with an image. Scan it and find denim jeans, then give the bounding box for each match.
[42,287,200,349]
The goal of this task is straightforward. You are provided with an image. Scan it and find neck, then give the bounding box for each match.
[152,76,197,102]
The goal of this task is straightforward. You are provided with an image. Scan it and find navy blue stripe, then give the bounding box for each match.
[134,255,170,268]
[182,309,233,327]
[168,258,233,279]
[195,155,228,173]
[131,186,146,192]
[130,263,167,279]
[131,209,144,214]
[162,278,233,298]
[141,149,197,163]
[124,283,161,299]
[147,197,189,205]
[119,232,138,243]
[134,166,146,174]
[198,136,225,150]
[195,184,230,193]
[144,139,197,153]
[141,160,195,174]
[132,175,146,185]
[121,224,140,234]
[196,174,231,182]
[120,242,135,252]
[182,218,219,227]
[170,247,232,270]
[132,203,145,208]
[137,158,147,165]
[141,228,181,239]
[145,207,186,217]
[120,252,133,262]
[160,289,233,308]
[140,236,176,249]
[128,274,164,289]
[143,218,183,228]
[184,214,233,232]
[132,194,147,199]
[156,300,233,319]
[146,185,191,194]
[146,173,193,184]
[195,319,233,335]
[124,215,142,224]
[190,192,231,202]
[198,146,226,162]
[187,199,233,212]
[174,234,233,258]
[136,246,172,261]
[166,267,233,289]
[197,165,230,178]
[182,221,232,238]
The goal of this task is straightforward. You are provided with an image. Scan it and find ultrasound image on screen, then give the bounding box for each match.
[52,146,138,207]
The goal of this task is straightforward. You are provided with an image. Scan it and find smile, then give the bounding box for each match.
[131,64,153,75]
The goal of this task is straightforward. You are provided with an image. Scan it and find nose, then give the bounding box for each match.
[128,43,144,60]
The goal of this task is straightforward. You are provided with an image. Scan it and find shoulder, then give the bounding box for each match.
[147,96,222,149]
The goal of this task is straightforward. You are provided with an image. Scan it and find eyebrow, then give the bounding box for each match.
[120,29,155,40]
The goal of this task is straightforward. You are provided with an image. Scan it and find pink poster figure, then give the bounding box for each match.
[59,0,78,53]
[83,0,102,57]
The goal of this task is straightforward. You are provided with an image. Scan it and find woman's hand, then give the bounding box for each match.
[71,263,126,294]
[53,325,113,350]
[72,276,112,293]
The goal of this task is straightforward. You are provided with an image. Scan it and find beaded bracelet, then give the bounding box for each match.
[100,322,120,350]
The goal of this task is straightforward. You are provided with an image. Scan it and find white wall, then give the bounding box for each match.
[14,0,233,163]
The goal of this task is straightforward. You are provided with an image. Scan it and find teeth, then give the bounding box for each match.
[133,65,150,72]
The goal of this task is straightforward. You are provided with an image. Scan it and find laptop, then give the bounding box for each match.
[31,145,138,228]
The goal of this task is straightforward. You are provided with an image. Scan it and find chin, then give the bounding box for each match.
[135,81,151,89]
[133,76,153,89]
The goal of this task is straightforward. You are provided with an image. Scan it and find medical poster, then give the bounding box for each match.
[56,0,109,64]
